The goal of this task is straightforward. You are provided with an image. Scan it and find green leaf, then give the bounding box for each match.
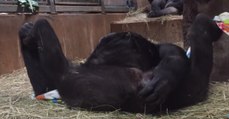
[18,0,27,3]
[17,0,39,13]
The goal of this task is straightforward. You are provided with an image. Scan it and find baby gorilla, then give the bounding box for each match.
[18,14,222,113]
[148,0,183,17]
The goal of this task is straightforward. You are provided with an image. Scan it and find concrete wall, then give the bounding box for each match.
[0,13,125,75]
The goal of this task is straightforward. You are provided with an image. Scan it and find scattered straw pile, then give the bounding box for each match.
[0,68,229,119]
[117,13,183,24]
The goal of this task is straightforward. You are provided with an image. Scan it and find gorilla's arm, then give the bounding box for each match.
[139,44,190,106]
[179,13,222,104]
[140,13,223,109]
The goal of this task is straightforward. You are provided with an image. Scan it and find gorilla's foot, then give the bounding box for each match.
[19,22,34,46]
[190,13,223,42]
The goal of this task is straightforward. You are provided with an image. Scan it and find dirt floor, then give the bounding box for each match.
[0,69,229,119]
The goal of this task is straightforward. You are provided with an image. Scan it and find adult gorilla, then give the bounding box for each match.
[18,14,222,113]
[147,0,183,17]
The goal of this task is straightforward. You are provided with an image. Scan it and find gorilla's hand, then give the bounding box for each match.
[138,49,189,106]
[19,22,33,39]
[139,70,174,106]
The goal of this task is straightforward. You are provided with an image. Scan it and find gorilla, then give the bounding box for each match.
[147,0,183,17]
[18,14,222,113]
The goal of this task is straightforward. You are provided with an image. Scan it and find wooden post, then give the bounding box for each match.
[100,0,105,14]
[48,0,56,14]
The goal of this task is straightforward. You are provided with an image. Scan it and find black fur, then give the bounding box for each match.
[19,13,222,113]
[148,0,183,17]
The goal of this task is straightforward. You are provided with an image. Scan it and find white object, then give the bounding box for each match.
[186,47,191,58]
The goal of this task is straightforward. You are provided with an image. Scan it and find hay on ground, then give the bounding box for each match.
[0,68,229,119]
[117,13,182,24]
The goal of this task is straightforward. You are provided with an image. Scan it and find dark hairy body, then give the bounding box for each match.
[147,0,183,17]
[19,14,222,113]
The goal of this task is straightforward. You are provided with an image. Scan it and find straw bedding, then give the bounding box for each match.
[0,68,228,119]
[1,14,228,118]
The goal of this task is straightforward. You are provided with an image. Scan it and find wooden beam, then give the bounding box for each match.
[104,5,129,13]
[0,5,128,13]
[0,5,17,12]
[55,2,100,6]
[55,6,102,12]
[0,5,50,13]
[0,1,17,4]
[0,1,47,5]
[40,5,52,13]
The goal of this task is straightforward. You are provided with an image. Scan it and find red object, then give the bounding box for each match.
[36,95,45,100]
[216,22,224,30]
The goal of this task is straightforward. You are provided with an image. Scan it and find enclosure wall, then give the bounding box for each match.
[0,13,125,75]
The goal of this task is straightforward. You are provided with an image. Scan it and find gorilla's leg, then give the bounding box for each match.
[185,13,222,100]
[168,14,223,108]
[31,19,69,79]
[19,22,53,96]
[19,19,69,96]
